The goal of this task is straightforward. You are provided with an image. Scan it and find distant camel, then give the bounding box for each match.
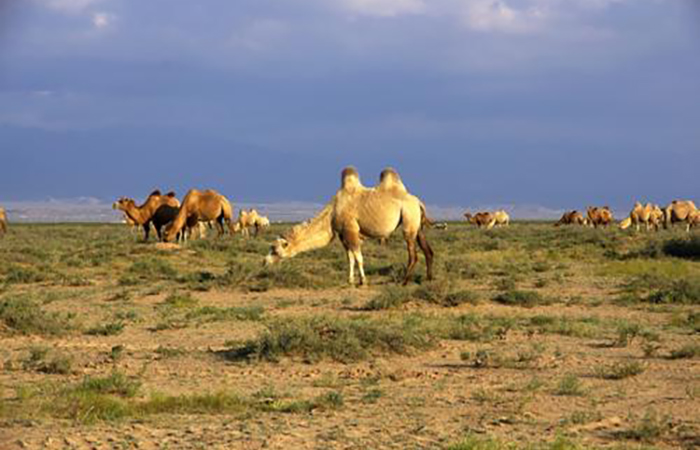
[620,202,663,232]
[234,209,261,237]
[113,190,180,241]
[464,212,496,229]
[255,215,270,234]
[555,210,586,226]
[689,210,700,231]
[586,206,614,228]
[0,207,7,237]
[265,167,433,286]
[663,200,698,232]
[163,189,235,242]
[493,210,510,227]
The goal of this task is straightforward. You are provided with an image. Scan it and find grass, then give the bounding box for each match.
[85,321,125,336]
[596,361,646,380]
[0,295,75,336]
[554,374,585,396]
[22,346,75,375]
[493,290,549,308]
[667,344,699,360]
[225,315,436,363]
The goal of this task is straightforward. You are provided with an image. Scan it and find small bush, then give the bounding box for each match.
[363,286,410,310]
[22,346,74,374]
[662,237,700,260]
[646,278,700,305]
[75,372,142,398]
[85,322,125,336]
[493,290,548,308]
[3,265,47,284]
[554,374,585,396]
[596,361,645,380]
[227,315,435,363]
[667,344,699,360]
[161,292,198,309]
[0,296,74,336]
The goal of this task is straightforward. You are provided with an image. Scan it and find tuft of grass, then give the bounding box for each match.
[554,374,585,396]
[667,344,699,360]
[493,290,548,308]
[186,305,265,322]
[0,296,74,336]
[646,278,700,305]
[22,346,75,375]
[85,321,125,336]
[363,286,411,310]
[596,361,645,380]
[615,410,672,443]
[226,315,435,363]
[3,264,47,284]
[161,292,199,309]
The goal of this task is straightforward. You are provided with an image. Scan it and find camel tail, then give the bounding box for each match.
[420,203,434,229]
[619,217,632,230]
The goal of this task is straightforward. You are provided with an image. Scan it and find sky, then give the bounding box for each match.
[0,0,699,209]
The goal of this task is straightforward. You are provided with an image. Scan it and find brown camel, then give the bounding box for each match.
[555,210,586,226]
[162,189,235,242]
[464,212,496,229]
[663,200,698,232]
[265,167,433,286]
[586,206,614,228]
[0,207,7,237]
[113,190,180,241]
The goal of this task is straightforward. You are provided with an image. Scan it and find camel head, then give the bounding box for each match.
[163,222,178,242]
[112,197,134,212]
[264,237,292,266]
[464,212,473,222]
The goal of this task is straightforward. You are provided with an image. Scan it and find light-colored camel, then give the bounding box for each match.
[555,210,586,226]
[113,190,180,241]
[265,167,434,286]
[586,206,614,228]
[689,210,700,230]
[619,202,664,232]
[163,189,235,242]
[663,200,698,232]
[493,210,510,227]
[464,212,496,229]
[0,207,7,237]
[255,215,270,233]
[234,209,261,237]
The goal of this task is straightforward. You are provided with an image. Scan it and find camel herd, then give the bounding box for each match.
[112,189,270,243]
[554,200,699,232]
[0,172,697,286]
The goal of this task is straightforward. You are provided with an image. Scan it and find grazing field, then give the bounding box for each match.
[1,222,699,450]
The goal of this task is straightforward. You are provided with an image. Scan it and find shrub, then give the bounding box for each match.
[85,322,125,336]
[493,290,548,308]
[554,374,585,396]
[363,286,411,310]
[596,361,645,380]
[646,278,700,305]
[227,315,435,363]
[0,296,74,336]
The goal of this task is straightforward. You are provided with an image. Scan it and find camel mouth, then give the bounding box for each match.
[264,253,280,266]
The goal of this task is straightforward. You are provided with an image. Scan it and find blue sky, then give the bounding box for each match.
[0,0,698,208]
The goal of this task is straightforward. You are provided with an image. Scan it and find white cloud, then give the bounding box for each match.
[340,0,426,17]
[92,12,114,29]
[463,0,549,34]
[39,0,103,14]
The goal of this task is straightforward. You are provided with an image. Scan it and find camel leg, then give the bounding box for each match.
[417,230,434,281]
[346,249,356,286]
[402,238,418,286]
[216,217,225,237]
[142,223,150,241]
[354,250,366,286]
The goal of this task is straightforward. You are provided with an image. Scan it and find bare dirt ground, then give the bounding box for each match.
[0,223,698,449]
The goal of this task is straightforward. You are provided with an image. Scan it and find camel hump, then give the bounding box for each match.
[340,166,363,191]
[165,191,176,198]
[378,167,407,192]
[149,189,162,197]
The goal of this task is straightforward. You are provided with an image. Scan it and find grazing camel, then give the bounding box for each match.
[619,202,663,232]
[234,209,261,237]
[0,207,7,237]
[265,167,434,286]
[663,200,698,232]
[493,210,510,227]
[464,212,496,229]
[555,210,586,226]
[162,189,235,242]
[113,190,180,241]
[255,215,270,233]
[586,206,614,228]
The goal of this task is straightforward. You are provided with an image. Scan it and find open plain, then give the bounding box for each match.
[0,222,698,449]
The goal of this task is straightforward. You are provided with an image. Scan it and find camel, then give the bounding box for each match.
[619,202,664,232]
[464,212,496,229]
[493,210,510,227]
[586,206,614,228]
[265,167,434,286]
[0,207,7,237]
[234,209,261,237]
[555,210,586,226]
[162,189,235,242]
[663,200,698,232]
[255,215,270,233]
[689,210,700,231]
[113,190,180,241]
